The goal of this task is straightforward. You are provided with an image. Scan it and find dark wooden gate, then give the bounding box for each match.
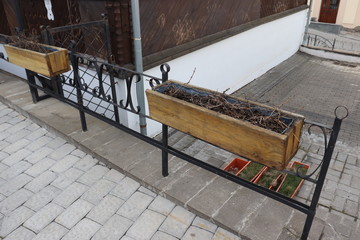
[319,0,341,23]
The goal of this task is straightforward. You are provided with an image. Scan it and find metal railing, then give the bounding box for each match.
[0,42,348,240]
[303,32,360,55]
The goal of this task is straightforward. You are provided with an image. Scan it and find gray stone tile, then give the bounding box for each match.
[111,177,140,200]
[24,185,61,211]
[53,182,89,208]
[151,231,178,240]
[71,149,87,158]
[212,228,241,240]
[138,186,157,198]
[92,214,133,240]
[3,226,35,240]
[24,171,57,193]
[55,199,94,229]
[46,137,67,149]
[103,169,125,183]
[0,188,34,215]
[87,195,124,225]
[159,206,195,238]
[24,158,56,177]
[117,192,154,221]
[77,165,109,186]
[2,138,31,154]
[32,222,68,240]
[0,161,32,180]
[182,226,213,240]
[61,218,101,240]
[0,174,33,196]
[48,143,76,160]
[127,210,166,240]
[24,203,64,233]
[81,179,115,204]
[1,149,32,166]
[148,195,176,216]
[73,155,98,171]
[25,147,54,164]
[51,167,84,190]
[193,217,217,233]
[50,155,80,173]
[26,136,53,151]
[0,206,35,238]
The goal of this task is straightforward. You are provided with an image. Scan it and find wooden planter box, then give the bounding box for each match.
[4,43,70,77]
[146,81,304,170]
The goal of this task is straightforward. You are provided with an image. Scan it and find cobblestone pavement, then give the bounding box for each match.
[0,103,241,240]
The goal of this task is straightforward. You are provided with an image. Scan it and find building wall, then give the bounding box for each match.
[143,9,308,136]
[311,0,360,28]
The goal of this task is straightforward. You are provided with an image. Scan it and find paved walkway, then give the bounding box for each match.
[234,52,360,147]
[1,51,360,239]
[0,102,239,240]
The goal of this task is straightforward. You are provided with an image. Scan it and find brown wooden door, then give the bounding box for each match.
[319,0,341,23]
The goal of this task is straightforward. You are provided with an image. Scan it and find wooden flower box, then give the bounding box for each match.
[146,81,304,170]
[4,43,70,77]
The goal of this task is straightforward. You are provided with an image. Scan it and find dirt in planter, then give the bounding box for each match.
[12,41,53,54]
[163,85,290,134]
[238,162,264,181]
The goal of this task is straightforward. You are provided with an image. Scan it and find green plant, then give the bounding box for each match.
[238,162,264,181]
[258,168,281,188]
[278,163,308,197]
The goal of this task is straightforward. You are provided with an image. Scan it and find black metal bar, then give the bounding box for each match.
[300,116,343,240]
[25,70,40,103]
[109,67,120,123]
[70,44,87,132]
[162,125,169,177]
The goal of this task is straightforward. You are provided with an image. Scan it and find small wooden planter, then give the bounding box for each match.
[146,81,304,170]
[276,161,309,198]
[4,43,70,77]
[223,158,250,175]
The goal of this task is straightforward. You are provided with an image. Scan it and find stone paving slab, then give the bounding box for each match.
[1,65,360,240]
[0,101,242,240]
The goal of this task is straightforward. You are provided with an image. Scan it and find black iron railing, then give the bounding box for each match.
[0,42,348,240]
[303,32,360,54]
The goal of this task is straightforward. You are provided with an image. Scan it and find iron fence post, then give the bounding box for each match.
[160,64,171,177]
[25,70,40,103]
[70,42,87,132]
[300,107,347,239]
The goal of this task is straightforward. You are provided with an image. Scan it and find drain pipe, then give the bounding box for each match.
[303,0,314,42]
[131,0,147,135]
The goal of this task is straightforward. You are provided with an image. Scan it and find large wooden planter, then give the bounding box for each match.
[146,81,304,170]
[4,43,70,77]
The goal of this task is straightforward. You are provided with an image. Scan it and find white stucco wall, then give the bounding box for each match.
[143,9,309,137]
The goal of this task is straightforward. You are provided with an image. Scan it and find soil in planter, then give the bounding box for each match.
[238,162,264,181]
[12,41,53,54]
[162,84,292,134]
[257,168,281,188]
[278,163,308,197]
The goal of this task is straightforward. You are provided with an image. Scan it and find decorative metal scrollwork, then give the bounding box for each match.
[119,73,141,113]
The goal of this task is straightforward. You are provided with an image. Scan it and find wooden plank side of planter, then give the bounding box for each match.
[146,88,301,170]
[4,44,70,77]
